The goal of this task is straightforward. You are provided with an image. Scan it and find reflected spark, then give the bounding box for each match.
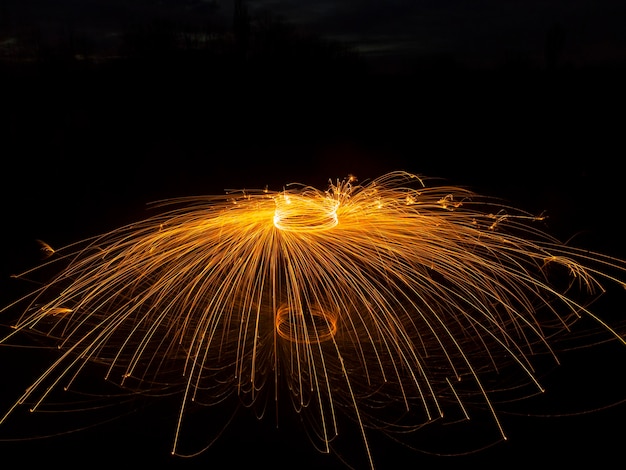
[1,171,625,467]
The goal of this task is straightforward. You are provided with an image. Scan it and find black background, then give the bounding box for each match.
[2,4,626,468]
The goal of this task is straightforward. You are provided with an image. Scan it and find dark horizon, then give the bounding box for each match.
[1,0,625,74]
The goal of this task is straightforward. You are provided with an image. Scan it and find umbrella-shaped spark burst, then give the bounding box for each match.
[2,171,625,467]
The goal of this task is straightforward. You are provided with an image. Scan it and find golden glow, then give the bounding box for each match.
[273,192,339,232]
[1,171,625,467]
[275,303,338,344]
[36,239,55,258]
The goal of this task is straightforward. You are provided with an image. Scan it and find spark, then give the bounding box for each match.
[1,171,625,467]
[36,240,55,258]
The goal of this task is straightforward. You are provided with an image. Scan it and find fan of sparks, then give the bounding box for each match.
[1,171,625,466]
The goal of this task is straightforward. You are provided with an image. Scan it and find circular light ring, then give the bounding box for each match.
[273,194,339,232]
[275,303,338,344]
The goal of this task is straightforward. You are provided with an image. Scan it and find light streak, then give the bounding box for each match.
[1,171,625,467]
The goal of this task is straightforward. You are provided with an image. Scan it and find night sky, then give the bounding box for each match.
[2,1,626,469]
[2,0,626,69]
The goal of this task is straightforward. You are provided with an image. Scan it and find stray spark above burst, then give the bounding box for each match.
[2,171,625,467]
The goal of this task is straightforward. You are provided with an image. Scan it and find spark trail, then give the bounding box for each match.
[2,171,625,467]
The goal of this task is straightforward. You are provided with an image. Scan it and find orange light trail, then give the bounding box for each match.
[1,171,625,467]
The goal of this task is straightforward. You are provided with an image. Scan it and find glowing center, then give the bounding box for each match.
[273,194,339,232]
[275,304,338,344]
